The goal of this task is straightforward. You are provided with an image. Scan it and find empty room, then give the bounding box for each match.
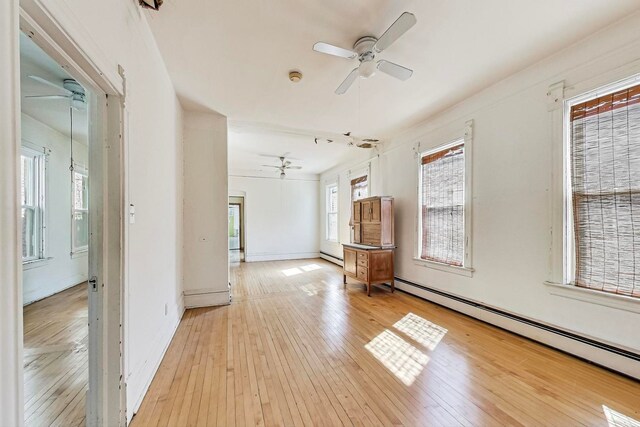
[1,1,640,426]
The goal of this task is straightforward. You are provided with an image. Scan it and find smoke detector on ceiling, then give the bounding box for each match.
[289,70,303,83]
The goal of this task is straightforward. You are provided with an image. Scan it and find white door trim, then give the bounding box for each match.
[0,0,23,426]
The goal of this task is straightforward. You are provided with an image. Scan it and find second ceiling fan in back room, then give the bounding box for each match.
[313,12,417,94]
[261,155,302,179]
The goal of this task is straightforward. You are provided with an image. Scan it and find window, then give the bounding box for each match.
[326,184,338,241]
[567,82,640,298]
[72,168,89,253]
[351,175,368,201]
[419,141,465,266]
[21,149,45,262]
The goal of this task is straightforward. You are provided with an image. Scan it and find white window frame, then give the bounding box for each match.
[71,163,89,255]
[545,73,640,311]
[20,146,47,264]
[414,120,474,277]
[326,183,339,242]
[351,174,369,202]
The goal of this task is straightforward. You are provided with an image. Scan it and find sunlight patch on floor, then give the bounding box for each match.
[301,264,321,272]
[365,329,429,386]
[282,267,302,276]
[393,312,447,351]
[603,405,640,427]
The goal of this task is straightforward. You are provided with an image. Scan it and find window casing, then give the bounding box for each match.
[565,80,640,298]
[21,148,46,262]
[419,140,465,266]
[326,184,338,242]
[72,166,89,254]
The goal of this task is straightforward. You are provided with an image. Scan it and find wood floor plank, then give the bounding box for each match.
[23,283,88,427]
[131,258,640,427]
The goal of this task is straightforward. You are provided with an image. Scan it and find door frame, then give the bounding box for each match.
[0,0,127,425]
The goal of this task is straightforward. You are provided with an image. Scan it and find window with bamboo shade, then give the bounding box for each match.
[420,142,465,266]
[351,175,368,202]
[569,83,640,298]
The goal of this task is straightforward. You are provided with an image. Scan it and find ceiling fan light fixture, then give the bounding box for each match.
[280,171,286,179]
[358,61,377,79]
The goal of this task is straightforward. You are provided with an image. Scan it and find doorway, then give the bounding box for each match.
[20,31,91,426]
[9,7,127,425]
[229,196,245,262]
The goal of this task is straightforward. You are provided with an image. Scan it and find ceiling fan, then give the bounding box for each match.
[261,156,302,179]
[313,12,417,94]
[315,132,382,149]
[24,75,87,110]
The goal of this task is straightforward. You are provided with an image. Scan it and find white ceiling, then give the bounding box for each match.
[146,0,640,175]
[20,33,88,145]
[228,122,370,176]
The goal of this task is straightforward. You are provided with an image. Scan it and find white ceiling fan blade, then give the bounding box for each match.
[373,12,417,53]
[377,60,413,81]
[313,42,357,59]
[28,75,72,95]
[335,68,359,95]
[260,165,283,168]
[24,95,71,100]
[286,166,302,170]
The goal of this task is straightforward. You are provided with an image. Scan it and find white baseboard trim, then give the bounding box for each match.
[23,278,88,306]
[393,279,640,380]
[245,252,320,262]
[320,253,343,267]
[183,288,231,308]
[128,309,184,422]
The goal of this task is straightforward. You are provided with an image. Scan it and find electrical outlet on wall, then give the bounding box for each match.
[164,303,168,316]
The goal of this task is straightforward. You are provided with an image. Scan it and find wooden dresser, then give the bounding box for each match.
[352,196,394,246]
[343,243,395,296]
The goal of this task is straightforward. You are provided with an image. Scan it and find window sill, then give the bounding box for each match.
[413,258,474,277]
[544,281,640,314]
[22,257,53,270]
[71,249,88,259]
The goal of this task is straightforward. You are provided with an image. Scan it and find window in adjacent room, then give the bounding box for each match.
[72,166,89,254]
[326,184,338,242]
[351,175,368,201]
[566,81,640,298]
[21,148,46,262]
[419,140,465,267]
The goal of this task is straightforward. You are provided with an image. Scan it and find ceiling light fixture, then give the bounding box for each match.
[139,0,162,10]
[280,171,286,179]
[289,70,303,83]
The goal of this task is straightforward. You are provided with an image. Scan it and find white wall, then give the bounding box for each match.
[183,111,230,308]
[320,12,640,377]
[21,113,89,305]
[230,175,320,262]
[12,0,188,419]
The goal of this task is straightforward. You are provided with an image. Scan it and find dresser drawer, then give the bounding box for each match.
[356,266,368,281]
[357,258,368,267]
[357,251,368,260]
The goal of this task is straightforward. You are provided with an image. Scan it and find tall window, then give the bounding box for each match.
[326,184,338,241]
[419,141,465,266]
[351,175,368,201]
[21,149,45,262]
[72,168,89,253]
[568,82,640,298]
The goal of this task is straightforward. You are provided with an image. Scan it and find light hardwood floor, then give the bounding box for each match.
[23,283,88,427]
[131,258,640,426]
